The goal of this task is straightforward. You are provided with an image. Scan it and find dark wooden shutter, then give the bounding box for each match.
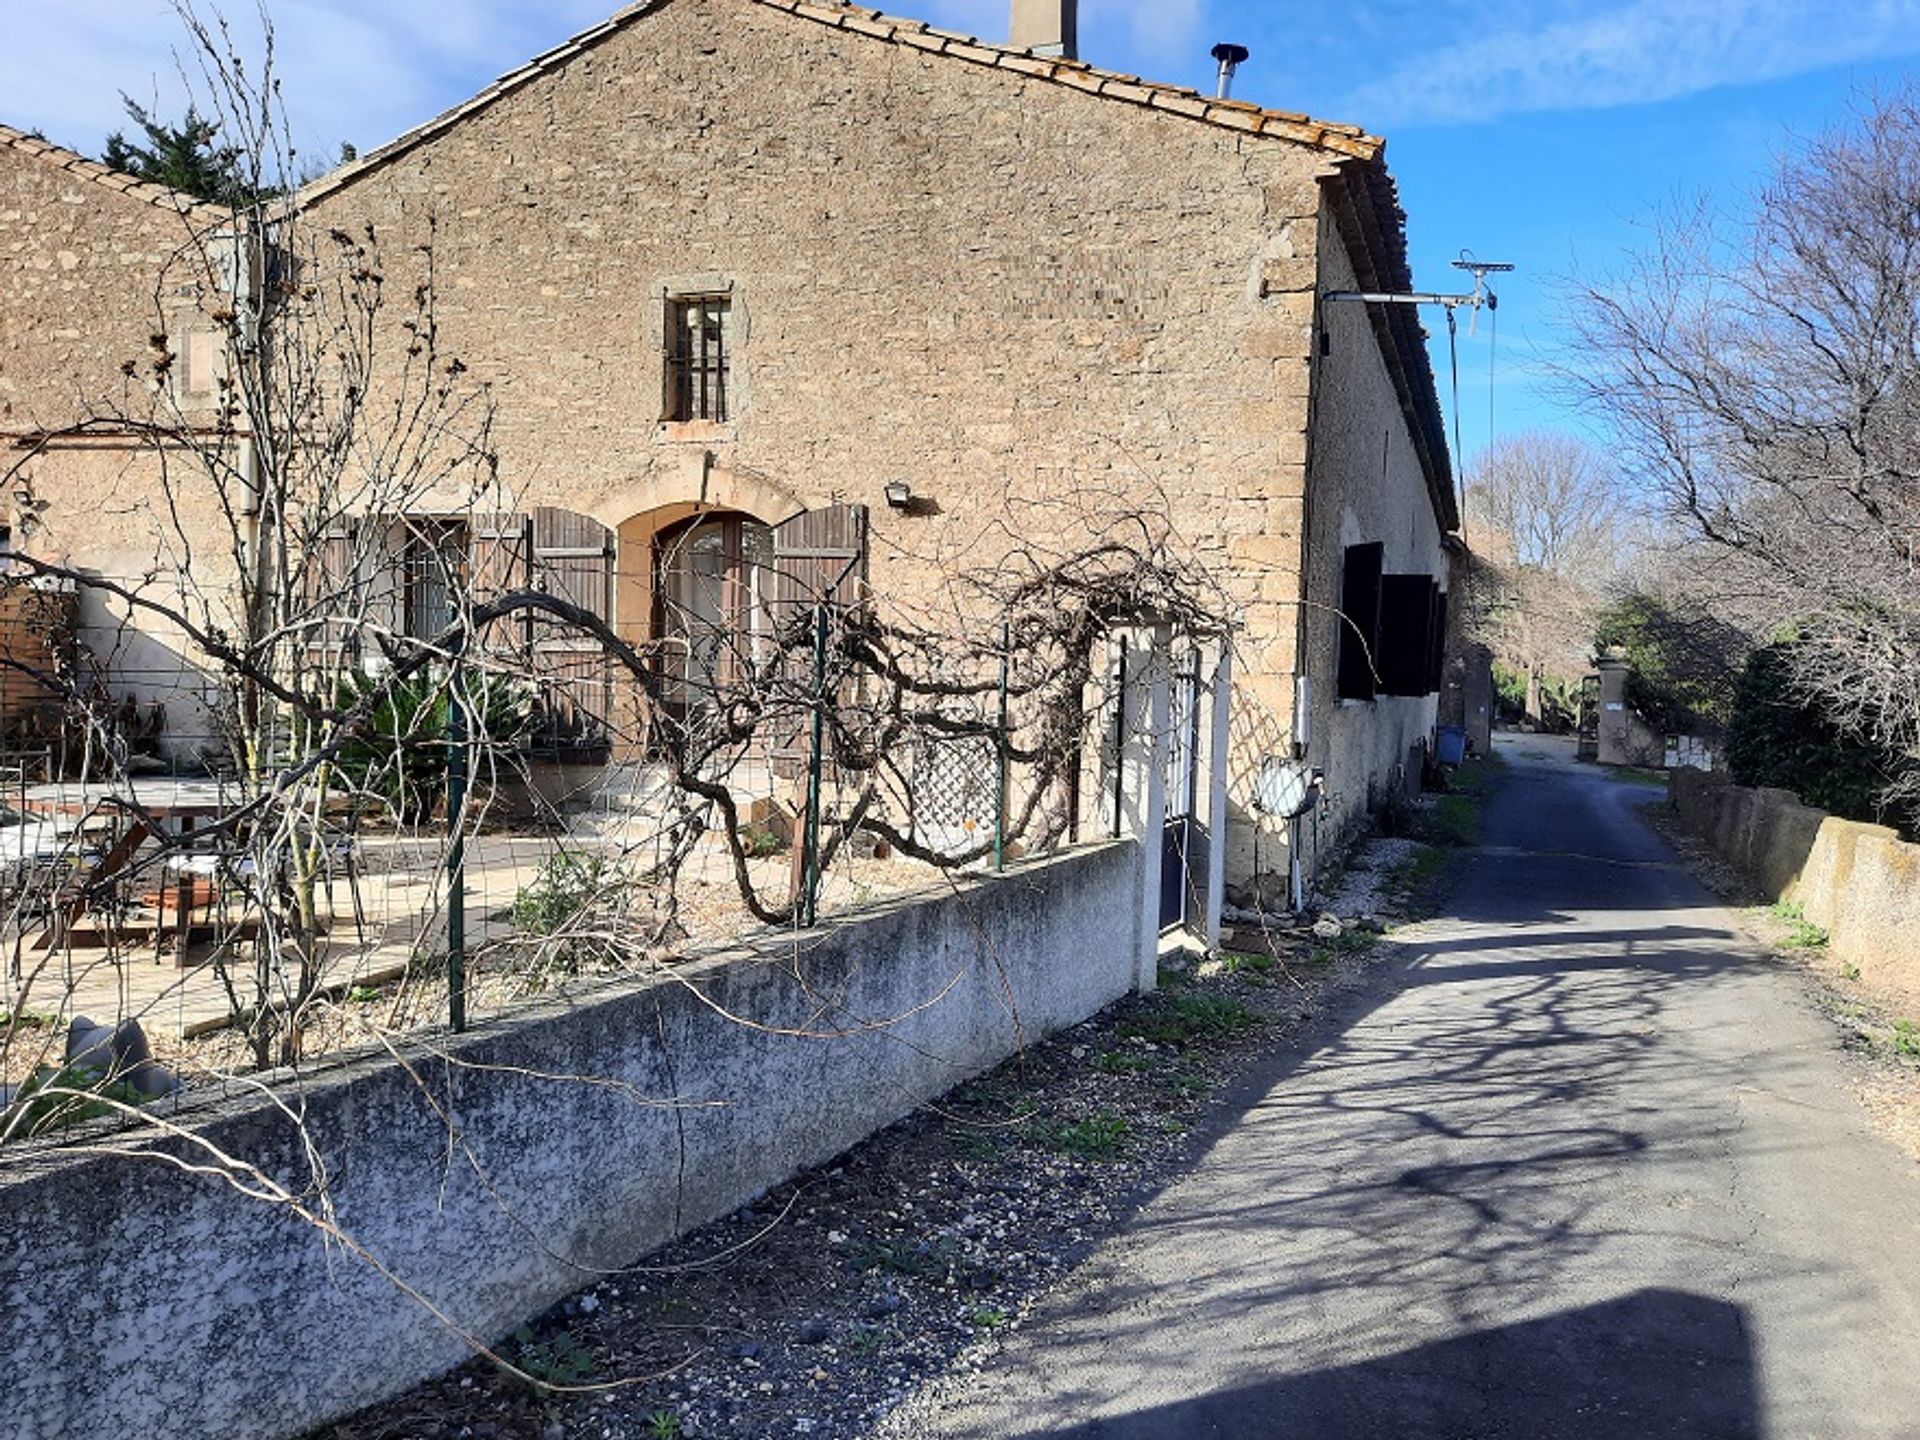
[770,504,868,617]
[528,507,615,755]
[1377,574,1437,697]
[300,518,358,666]
[469,512,531,609]
[768,504,869,764]
[1427,588,1449,694]
[1336,542,1384,701]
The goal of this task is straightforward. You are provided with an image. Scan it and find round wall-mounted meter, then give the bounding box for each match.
[1253,757,1316,819]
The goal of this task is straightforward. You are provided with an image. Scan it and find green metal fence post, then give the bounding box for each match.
[801,602,829,927]
[446,666,468,1033]
[996,619,1010,872]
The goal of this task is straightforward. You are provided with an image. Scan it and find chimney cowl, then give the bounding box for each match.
[1010,0,1079,61]
[1210,42,1250,99]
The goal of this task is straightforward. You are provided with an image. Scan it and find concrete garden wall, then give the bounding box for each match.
[1671,770,1920,1008]
[0,841,1141,1440]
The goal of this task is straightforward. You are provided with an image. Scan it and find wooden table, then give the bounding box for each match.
[19,779,252,958]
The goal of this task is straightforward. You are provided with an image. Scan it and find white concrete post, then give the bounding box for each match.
[1201,641,1233,952]
[1117,625,1172,993]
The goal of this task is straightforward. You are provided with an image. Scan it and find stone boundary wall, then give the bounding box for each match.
[1671,770,1920,1007]
[0,842,1140,1440]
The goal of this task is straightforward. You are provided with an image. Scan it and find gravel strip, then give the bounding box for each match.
[311,924,1398,1440]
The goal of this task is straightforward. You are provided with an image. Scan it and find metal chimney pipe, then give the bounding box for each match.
[1211,42,1250,99]
[1011,0,1079,60]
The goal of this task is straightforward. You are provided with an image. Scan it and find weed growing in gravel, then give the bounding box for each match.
[1094,1049,1157,1075]
[846,1325,887,1355]
[1321,930,1380,957]
[1221,950,1276,978]
[1893,1020,1920,1059]
[1165,1071,1208,1100]
[645,1409,684,1440]
[1769,901,1829,949]
[966,1303,1011,1330]
[1423,793,1482,847]
[1123,991,1257,1047]
[506,1324,596,1392]
[860,1237,960,1280]
[1604,766,1669,788]
[1042,1114,1131,1159]
[1386,843,1449,899]
[950,1125,1012,1160]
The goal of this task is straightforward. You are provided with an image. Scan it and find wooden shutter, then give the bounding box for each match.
[1427,589,1449,694]
[770,504,868,617]
[299,519,358,666]
[528,507,615,754]
[1377,574,1437,697]
[1336,542,1384,701]
[469,512,531,609]
[768,504,869,764]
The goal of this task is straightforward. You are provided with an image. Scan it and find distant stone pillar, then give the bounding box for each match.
[1595,653,1633,765]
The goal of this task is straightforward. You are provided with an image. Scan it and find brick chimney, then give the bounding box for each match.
[1010,0,1078,59]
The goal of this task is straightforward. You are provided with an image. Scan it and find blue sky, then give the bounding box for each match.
[8,0,1920,471]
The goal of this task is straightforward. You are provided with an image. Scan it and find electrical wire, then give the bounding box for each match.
[1447,306,1465,516]
[1488,293,1498,460]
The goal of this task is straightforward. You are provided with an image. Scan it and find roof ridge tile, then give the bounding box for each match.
[291,0,1384,211]
[0,120,221,216]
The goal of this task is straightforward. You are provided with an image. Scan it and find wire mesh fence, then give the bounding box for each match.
[0,542,1134,1128]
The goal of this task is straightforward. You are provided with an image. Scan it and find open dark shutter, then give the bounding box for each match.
[1377,574,1437,697]
[1336,542,1384,701]
[1427,588,1449,694]
[528,507,615,757]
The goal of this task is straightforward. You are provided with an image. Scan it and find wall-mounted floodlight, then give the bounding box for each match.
[884,480,913,511]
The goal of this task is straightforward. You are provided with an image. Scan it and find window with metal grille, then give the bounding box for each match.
[402,518,470,641]
[665,294,731,422]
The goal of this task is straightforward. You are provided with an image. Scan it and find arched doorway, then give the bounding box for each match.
[652,510,773,720]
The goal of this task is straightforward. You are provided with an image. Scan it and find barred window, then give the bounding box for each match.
[665,294,731,422]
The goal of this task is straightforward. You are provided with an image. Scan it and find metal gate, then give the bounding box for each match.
[1576,673,1600,761]
[1159,650,1206,931]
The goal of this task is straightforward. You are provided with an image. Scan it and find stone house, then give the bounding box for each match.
[0,0,1458,886]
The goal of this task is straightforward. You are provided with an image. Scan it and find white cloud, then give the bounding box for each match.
[0,0,613,162]
[0,0,1228,172]
[1336,0,1920,128]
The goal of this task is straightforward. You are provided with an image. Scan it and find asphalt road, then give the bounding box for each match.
[902,736,1920,1439]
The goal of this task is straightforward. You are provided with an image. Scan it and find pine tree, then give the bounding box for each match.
[101,96,257,206]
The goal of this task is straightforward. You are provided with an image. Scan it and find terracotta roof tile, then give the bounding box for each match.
[0,121,224,217]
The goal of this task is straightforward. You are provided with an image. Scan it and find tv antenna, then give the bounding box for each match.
[1322,251,1516,520]
[1324,250,1512,337]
